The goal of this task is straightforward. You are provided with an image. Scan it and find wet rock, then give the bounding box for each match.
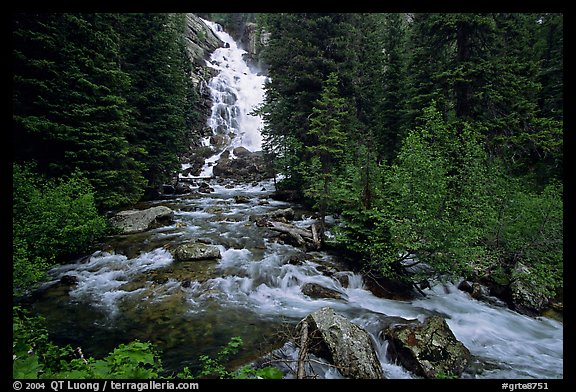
[363,274,415,300]
[270,189,300,202]
[110,206,174,234]
[184,13,223,67]
[299,307,384,379]
[210,134,229,148]
[511,263,550,316]
[212,151,273,182]
[301,283,345,301]
[333,272,350,288]
[175,182,192,195]
[233,195,251,203]
[232,146,251,157]
[250,208,295,227]
[198,182,215,194]
[458,280,484,299]
[172,243,221,261]
[286,252,307,265]
[384,315,471,378]
[162,184,175,194]
[60,275,78,286]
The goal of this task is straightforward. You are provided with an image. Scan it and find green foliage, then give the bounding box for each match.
[13,306,72,378]
[334,102,562,297]
[176,336,283,379]
[234,365,284,379]
[13,13,198,208]
[13,307,163,379]
[13,163,109,295]
[53,341,163,379]
[435,370,459,379]
[484,169,563,296]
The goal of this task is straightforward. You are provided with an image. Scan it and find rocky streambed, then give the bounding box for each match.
[24,178,563,379]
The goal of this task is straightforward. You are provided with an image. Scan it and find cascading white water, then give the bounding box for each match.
[198,19,267,177]
[35,22,563,379]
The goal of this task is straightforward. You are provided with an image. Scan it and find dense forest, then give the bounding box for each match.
[13,13,562,379]
[255,12,563,300]
[13,13,199,293]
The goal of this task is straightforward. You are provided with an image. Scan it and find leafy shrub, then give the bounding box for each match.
[13,163,109,295]
[13,307,163,379]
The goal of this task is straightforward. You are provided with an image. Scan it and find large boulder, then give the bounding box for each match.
[511,263,550,316]
[301,283,346,300]
[384,315,471,378]
[232,146,251,158]
[172,243,221,261]
[212,151,273,182]
[110,206,174,234]
[249,207,295,227]
[299,307,384,379]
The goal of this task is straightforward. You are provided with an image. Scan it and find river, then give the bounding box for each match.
[25,19,563,380]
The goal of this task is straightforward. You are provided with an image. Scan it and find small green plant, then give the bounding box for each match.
[13,307,163,379]
[177,336,283,379]
[435,370,459,379]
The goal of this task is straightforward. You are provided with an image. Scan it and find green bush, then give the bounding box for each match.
[176,336,283,379]
[13,163,109,295]
[13,307,163,379]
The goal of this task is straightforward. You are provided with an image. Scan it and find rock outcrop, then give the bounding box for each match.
[110,206,174,234]
[185,14,223,66]
[172,243,221,262]
[384,315,471,378]
[298,307,384,379]
[212,150,273,182]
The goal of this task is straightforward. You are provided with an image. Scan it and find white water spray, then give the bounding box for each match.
[198,19,266,177]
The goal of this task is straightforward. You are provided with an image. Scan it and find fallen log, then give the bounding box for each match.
[268,221,311,247]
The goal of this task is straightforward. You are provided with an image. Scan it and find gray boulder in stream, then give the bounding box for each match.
[299,307,384,379]
[173,243,221,261]
[384,315,471,378]
[301,283,346,300]
[511,263,550,316]
[110,206,174,234]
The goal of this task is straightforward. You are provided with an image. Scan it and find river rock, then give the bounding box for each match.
[511,263,550,316]
[60,275,79,286]
[175,182,192,195]
[110,206,174,234]
[457,280,484,299]
[198,182,214,193]
[250,208,295,227]
[233,195,251,203]
[298,307,384,379]
[232,146,251,158]
[212,151,273,182]
[301,283,345,300]
[173,243,221,261]
[384,315,471,378]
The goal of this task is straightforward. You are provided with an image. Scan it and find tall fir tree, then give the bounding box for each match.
[13,13,147,209]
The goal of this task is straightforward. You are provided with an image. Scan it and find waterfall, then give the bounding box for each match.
[30,19,563,380]
[199,19,267,177]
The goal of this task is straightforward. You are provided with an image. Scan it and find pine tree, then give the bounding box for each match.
[117,13,194,196]
[304,72,348,238]
[378,13,409,162]
[13,13,147,209]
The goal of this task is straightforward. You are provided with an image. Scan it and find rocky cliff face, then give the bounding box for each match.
[182,14,223,151]
[239,22,269,72]
[185,14,223,67]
